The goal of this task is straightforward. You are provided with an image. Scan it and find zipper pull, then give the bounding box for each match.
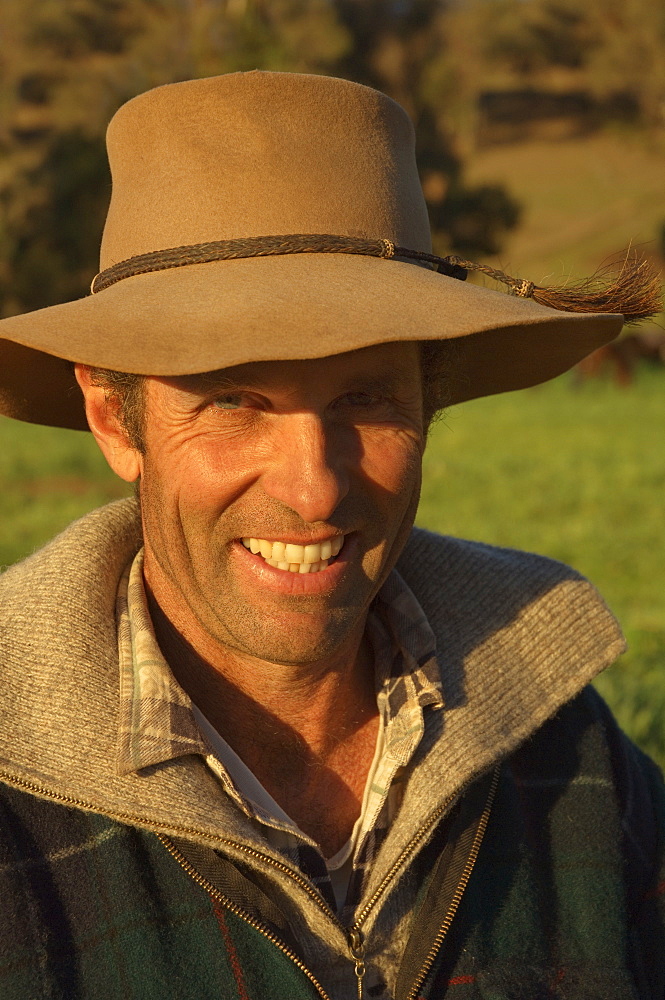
[348,926,366,1000]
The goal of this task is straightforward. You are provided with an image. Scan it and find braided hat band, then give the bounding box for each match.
[91,234,469,293]
[90,233,658,321]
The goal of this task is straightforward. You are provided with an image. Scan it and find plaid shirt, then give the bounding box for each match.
[116,549,443,915]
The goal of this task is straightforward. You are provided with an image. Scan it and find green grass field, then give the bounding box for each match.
[418,366,665,768]
[1,366,663,766]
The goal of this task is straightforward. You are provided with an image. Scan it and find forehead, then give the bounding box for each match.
[157,341,422,396]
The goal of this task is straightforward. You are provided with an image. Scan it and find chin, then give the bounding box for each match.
[220,613,360,667]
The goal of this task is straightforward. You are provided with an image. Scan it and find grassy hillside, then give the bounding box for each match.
[458,129,664,766]
[0,420,130,568]
[466,130,665,282]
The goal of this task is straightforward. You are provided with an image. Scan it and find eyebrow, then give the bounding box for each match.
[168,371,251,396]
[173,363,415,396]
[332,370,412,394]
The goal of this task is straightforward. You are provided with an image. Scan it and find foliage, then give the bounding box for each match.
[444,0,665,129]
[430,181,520,256]
[2,0,664,317]
[580,0,665,126]
[0,0,523,316]
[472,0,596,75]
[0,0,350,315]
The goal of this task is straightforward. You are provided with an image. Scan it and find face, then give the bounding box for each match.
[122,342,424,666]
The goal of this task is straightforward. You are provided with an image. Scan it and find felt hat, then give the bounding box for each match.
[0,70,623,431]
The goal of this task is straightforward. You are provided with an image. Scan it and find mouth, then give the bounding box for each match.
[241,535,345,573]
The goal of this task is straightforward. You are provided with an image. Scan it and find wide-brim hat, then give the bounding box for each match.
[0,71,622,431]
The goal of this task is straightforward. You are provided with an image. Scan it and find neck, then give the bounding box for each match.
[146,588,380,855]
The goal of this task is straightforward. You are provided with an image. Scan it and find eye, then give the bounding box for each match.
[340,391,378,407]
[212,393,247,410]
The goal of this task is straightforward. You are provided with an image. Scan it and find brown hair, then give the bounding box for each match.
[86,367,146,451]
[420,340,462,427]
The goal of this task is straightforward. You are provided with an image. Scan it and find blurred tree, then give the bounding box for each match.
[0,0,145,314]
[2,0,664,317]
[583,0,665,127]
[445,0,665,131]
[6,133,110,313]
[0,0,349,315]
[474,0,593,75]
[433,182,521,257]
[311,1,521,259]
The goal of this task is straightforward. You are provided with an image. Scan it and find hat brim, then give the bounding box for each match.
[0,253,623,431]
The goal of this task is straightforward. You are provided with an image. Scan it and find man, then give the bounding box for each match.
[0,71,662,999]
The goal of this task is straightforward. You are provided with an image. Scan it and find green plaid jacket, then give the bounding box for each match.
[1,687,663,1000]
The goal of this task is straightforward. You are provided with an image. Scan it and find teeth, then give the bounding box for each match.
[272,541,286,561]
[285,543,305,563]
[303,543,320,564]
[241,535,344,570]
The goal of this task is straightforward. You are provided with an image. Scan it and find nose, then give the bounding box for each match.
[260,413,351,523]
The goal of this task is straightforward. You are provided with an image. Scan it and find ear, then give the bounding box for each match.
[74,364,142,483]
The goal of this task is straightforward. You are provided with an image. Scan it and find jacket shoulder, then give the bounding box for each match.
[396,526,588,628]
[0,498,141,606]
[400,525,584,584]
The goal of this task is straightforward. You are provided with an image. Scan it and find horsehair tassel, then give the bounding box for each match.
[418,248,662,323]
[528,252,662,322]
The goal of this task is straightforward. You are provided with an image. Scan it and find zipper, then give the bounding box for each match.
[0,770,361,994]
[0,770,337,913]
[157,772,495,1000]
[347,926,366,999]
[353,788,459,929]
[157,833,333,1000]
[160,831,369,999]
[404,765,500,1000]
[1,764,497,999]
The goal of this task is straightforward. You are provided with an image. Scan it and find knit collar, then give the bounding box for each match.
[0,499,625,918]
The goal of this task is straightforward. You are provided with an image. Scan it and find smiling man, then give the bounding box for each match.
[0,72,663,1000]
[78,344,425,859]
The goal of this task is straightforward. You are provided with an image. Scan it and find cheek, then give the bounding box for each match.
[143,437,256,516]
[359,431,423,501]
[358,435,422,585]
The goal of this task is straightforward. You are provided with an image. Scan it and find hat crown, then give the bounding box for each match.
[100,71,432,269]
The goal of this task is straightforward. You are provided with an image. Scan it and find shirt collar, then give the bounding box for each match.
[368,571,444,765]
[116,548,443,776]
[116,549,207,774]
